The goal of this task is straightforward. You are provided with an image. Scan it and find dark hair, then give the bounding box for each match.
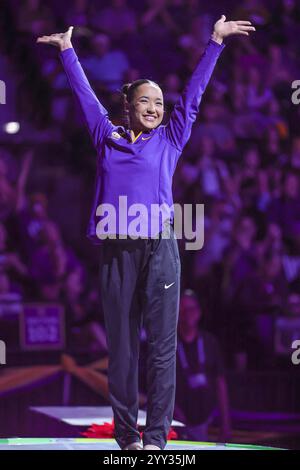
[121,79,161,104]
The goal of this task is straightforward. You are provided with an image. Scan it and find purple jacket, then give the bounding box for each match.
[60,39,225,242]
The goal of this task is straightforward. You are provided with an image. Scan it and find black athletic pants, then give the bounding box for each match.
[99,224,181,450]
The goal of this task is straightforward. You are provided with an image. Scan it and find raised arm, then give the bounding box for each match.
[164,15,256,152]
[37,27,114,150]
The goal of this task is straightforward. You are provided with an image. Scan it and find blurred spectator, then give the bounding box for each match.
[15,191,50,261]
[167,0,199,35]
[244,67,274,138]
[230,82,255,139]
[175,291,232,442]
[268,168,300,242]
[264,98,289,140]
[254,169,271,212]
[0,222,27,279]
[234,0,271,25]
[63,269,107,353]
[231,251,288,369]
[0,155,17,220]
[140,0,179,35]
[0,270,22,302]
[286,292,300,316]
[163,73,182,109]
[221,215,258,303]
[290,136,300,170]
[81,33,130,92]
[189,14,214,48]
[90,0,137,41]
[66,0,91,28]
[181,137,230,199]
[0,149,32,221]
[271,0,300,56]
[193,198,234,280]
[246,66,273,112]
[140,0,184,77]
[257,223,284,260]
[202,155,229,198]
[17,0,55,36]
[189,103,235,152]
[28,221,82,296]
[239,146,261,181]
[262,125,288,169]
[38,279,62,302]
[266,44,295,87]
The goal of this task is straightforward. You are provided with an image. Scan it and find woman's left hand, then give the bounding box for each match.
[212,15,256,44]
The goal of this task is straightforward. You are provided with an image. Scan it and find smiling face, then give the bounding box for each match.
[127,82,164,133]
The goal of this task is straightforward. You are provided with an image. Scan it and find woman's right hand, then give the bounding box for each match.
[36,26,73,51]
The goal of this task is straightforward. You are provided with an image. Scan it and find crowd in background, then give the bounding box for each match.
[1,0,300,371]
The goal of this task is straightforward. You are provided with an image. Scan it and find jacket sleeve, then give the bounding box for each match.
[163,39,225,152]
[60,47,114,150]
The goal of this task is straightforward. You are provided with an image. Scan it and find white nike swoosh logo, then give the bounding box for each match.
[164,282,175,289]
[142,136,152,140]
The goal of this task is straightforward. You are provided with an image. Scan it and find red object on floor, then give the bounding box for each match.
[81,420,115,438]
[82,420,178,440]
